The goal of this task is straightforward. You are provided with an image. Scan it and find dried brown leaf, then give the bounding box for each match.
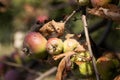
[55,57,66,80]
[39,20,65,38]
[55,51,76,80]
[87,4,120,23]
[114,75,120,80]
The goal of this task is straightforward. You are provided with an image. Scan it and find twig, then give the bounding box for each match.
[53,51,76,60]
[115,27,120,30]
[80,19,108,36]
[81,8,100,80]
[35,67,57,80]
[64,10,76,24]
[64,8,81,24]
[0,60,41,75]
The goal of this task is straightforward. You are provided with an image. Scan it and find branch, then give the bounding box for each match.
[81,9,100,80]
[64,10,76,24]
[80,19,108,36]
[0,60,41,75]
[35,67,57,80]
[115,27,120,30]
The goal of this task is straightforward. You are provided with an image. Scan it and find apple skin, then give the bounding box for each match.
[46,38,63,55]
[63,39,79,52]
[37,15,48,23]
[96,56,120,80]
[77,0,90,6]
[4,69,21,80]
[23,32,48,59]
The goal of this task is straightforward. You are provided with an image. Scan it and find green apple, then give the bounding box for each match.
[96,56,120,80]
[63,39,79,52]
[46,38,63,55]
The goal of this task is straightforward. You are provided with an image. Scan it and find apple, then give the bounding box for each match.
[77,0,90,6]
[96,55,120,80]
[23,32,48,59]
[46,38,63,55]
[37,15,48,23]
[63,39,79,52]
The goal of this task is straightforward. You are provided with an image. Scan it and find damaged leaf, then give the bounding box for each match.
[39,20,65,38]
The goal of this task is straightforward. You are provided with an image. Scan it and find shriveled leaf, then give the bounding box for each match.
[87,4,120,23]
[55,57,66,80]
[55,51,76,80]
[114,75,120,80]
[39,20,65,38]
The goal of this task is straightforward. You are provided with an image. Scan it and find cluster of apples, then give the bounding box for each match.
[22,15,95,79]
[22,9,120,80]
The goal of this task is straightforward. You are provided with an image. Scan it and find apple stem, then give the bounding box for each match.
[81,7,100,80]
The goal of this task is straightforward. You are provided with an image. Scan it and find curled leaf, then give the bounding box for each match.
[39,20,65,38]
[88,4,120,23]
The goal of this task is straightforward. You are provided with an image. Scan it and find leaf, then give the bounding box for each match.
[55,57,66,80]
[87,4,120,23]
[39,20,65,38]
[55,51,76,80]
[114,75,120,80]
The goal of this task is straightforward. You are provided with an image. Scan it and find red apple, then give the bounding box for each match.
[46,38,63,55]
[37,15,48,23]
[23,32,48,59]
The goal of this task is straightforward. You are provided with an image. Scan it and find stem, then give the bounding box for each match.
[64,10,76,24]
[81,11,100,80]
[64,8,81,24]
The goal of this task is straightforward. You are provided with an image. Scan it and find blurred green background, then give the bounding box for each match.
[0,0,120,55]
